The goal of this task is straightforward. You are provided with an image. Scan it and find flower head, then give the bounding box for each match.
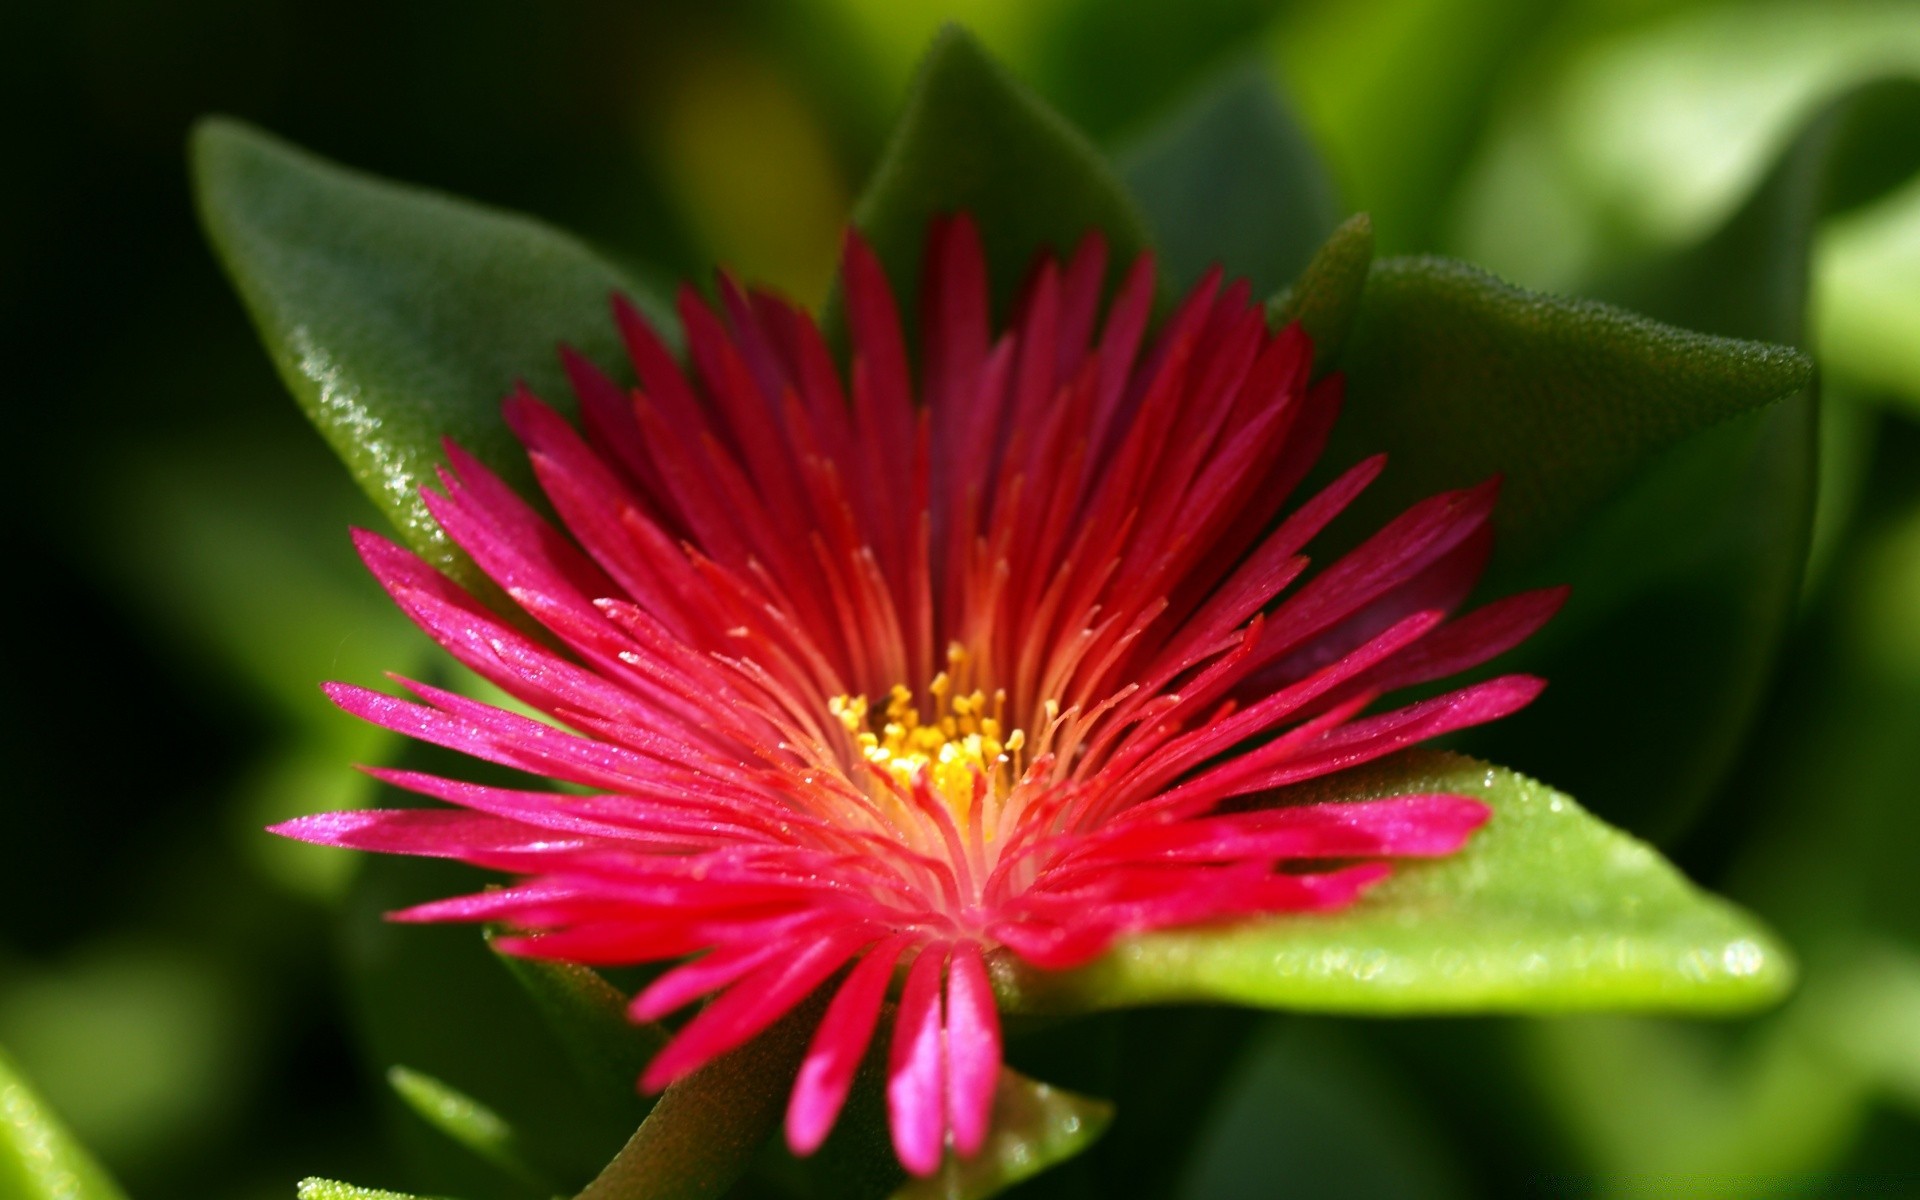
[275,216,1564,1175]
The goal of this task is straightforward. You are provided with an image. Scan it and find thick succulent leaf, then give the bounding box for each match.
[991,752,1792,1016]
[298,1181,446,1200]
[850,25,1154,319]
[488,931,666,1109]
[574,996,824,1200]
[388,1066,553,1193]
[1118,63,1341,297]
[1476,82,1920,841]
[191,117,671,589]
[1320,256,1811,570]
[893,1071,1112,1200]
[1269,212,1374,374]
[0,1046,128,1200]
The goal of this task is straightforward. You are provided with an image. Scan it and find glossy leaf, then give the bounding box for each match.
[850,25,1154,320]
[574,995,824,1200]
[1119,62,1341,297]
[191,117,672,590]
[992,752,1792,1016]
[387,1066,552,1193]
[893,1071,1112,1200]
[0,1045,128,1200]
[1321,256,1811,569]
[487,931,667,1109]
[1269,212,1374,374]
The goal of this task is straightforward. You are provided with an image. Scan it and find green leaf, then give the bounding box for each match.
[297,1179,447,1200]
[191,117,672,590]
[388,1066,554,1193]
[991,752,1793,1017]
[574,995,825,1200]
[1269,212,1374,374]
[1476,82,1920,841]
[851,25,1155,321]
[487,930,667,1109]
[1321,256,1811,569]
[892,1070,1112,1200]
[0,1045,128,1200]
[1119,62,1341,297]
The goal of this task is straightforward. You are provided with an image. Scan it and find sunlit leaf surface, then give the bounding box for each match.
[192,118,672,590]
[0,1047,128,1200]
[993,752,1792,1016]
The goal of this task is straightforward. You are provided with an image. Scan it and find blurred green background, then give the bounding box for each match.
[7,1,1920,1197]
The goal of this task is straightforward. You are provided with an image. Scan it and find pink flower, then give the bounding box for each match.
[275,216,1563,1176]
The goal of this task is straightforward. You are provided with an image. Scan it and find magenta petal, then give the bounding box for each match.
[888,943,950,1177]
[640,932,862,1093]
[787,933,914,1155]
[284,223,1569,1183]
[944,942,1001,1158]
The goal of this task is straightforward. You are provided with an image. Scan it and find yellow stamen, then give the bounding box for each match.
[830,668,1026,830]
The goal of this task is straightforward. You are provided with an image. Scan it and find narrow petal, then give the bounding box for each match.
[888,943,950,1177]
[944,941,1001,1157]
[787,933,914,1155]
[640,931,864,1092]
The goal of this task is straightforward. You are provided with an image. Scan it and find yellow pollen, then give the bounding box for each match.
[830,663,1023,827]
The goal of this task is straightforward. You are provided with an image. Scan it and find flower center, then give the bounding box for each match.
[829,663,1026,827]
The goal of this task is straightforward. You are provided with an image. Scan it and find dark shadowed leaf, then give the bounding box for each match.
[574,996,824,1200]
[1323,257,1811,571]
[1119,63,1342,297]
[991,752,1792,1017]
[342,843,638,1198]
[488,931,666,1111]
[387,1066,553,1194]
[850,26,1154,321]
[191,118,672,591]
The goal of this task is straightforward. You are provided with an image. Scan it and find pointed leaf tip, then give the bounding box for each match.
[386,1065,553,1192]
[1324,255,1812,570]
[191,117,672,592]
[1271,212,1375,375]
[850,24,1154,325]
[1121,62,1343,297]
